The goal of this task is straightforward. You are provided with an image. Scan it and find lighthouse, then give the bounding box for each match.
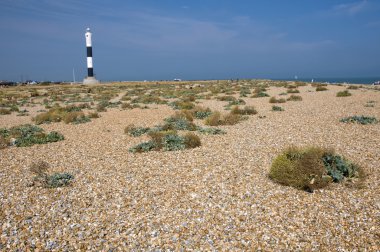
[83,28,99,84]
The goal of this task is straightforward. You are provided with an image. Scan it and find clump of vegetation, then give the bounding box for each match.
[272,105,284,111]
[0,108,11,115]
[196,127,226,135]
[340,115,378,125]
[204,111,245,126]
[88,112,100,118]
[316,86,328,91]
[269,146,363,192]
[29,161,74,188]
[33,105,93,125]
[217,95,236,102]
[229,99,246,105]
[0,124,64,147]
[251,91,269,98]
[364,101,375,107]
[230,106,257,115]
[162,114,197,131]
[124,124,151,137]
[287,95,303,101]
[169,100,195,110]
[269,97,286,103]
[336,90,352,97]
[129,131,201,153]
[287,89,300,93]
[191,106,212,119]
[347,85,359,90]
[131,95,167,104]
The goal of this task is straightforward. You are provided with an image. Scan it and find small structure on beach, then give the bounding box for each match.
[83,28,99,84]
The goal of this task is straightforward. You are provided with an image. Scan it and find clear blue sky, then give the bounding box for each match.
[0,0,379,81]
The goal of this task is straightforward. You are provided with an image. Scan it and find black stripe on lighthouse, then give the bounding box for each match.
[87,47,93,57]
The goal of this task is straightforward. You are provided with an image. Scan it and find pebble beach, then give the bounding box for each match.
[0,82,379,251]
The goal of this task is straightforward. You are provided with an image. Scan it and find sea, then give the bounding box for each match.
[273,77,380,85]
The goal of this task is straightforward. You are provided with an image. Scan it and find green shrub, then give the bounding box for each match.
[316,86,328,91]
[340,115,378,125]
[96,100,109,112]
[227,99,246,106]
[251,91,269,98]
[169,100,195,110]
[272,105,284,111]
[162,134,186,151]
[129,141,157,153]
[162,115,197,131]
[347,85,359,90]
[336,90,352,97]
[196,127,226,135]
[287,95,303,101]
[269,97,286,103]
[129,130,201,153]
[269,146,363,192]
[124,124,151,137]
[322,154,360,182]
[192,106,212,119]
[131,95,167,104]
[0,124,64,147]
[29,161,74,188]
[287,89,300,93]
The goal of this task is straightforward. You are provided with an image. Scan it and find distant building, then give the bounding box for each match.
[173,78,182,81]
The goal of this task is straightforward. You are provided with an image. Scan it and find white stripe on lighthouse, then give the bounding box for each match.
[87,57,93,68]
[85,32,92,47]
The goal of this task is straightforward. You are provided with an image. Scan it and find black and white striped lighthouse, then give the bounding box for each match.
[83,28,99,84]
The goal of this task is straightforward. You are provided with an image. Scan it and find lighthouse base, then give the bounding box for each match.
[83,77,99,85]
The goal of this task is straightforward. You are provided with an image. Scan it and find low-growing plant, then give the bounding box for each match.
[217,95,236,101]
[272,105,284,111]
[191,106,212,119]
[161,115,197,131]
[88,112,100,118]
[269,146,363,192]
[196,127,226,135]
[0,124,64,147]
[251,91,269,98]
[33,106,93,125]
[340,115,378,125]
[124,124,151,137]
[29,161,74,188]
[231,106,257,115]
[227,99,246,106]
[287,89,300,93]
[347,85,359,90]
[183,132,201,148]
[204,111,244,126]
[269,97,286,103]
[169,100,195,110]
[336,90,352,97]
[204,112,221,126]
[129,130,201,153]
[0,108,11,115]
[287,95,303,101]
[316,86,328,91]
